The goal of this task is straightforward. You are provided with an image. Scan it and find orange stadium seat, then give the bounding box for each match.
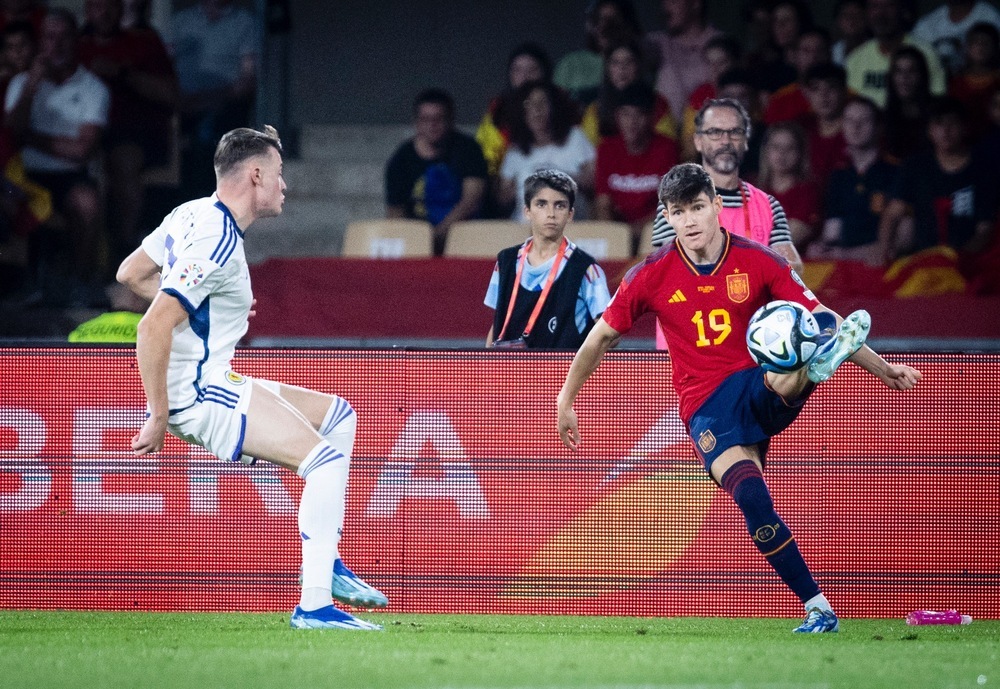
[341,219,433,258]
[444,220,530,258]
[566,221,633,260]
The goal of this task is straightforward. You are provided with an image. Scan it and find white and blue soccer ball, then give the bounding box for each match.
[746,300,821,373]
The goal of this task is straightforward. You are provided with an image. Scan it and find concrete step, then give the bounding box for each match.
[297,123,477,162]
[299,124,413,162]
[247,196,384,263]
[283,158,384,198]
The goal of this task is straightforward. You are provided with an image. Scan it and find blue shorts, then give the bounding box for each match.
[688,367,814,472]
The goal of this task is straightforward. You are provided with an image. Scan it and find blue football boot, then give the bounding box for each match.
[330,558,389,608]
[793,608,840,633]
[289,605,382,630]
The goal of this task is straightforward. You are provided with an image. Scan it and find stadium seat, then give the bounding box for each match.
[444,220,530,258]
[566,221,633,260]
[637,220,656,256]
[341,219,434,258]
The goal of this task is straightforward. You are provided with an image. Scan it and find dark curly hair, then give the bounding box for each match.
[507,80,580,155]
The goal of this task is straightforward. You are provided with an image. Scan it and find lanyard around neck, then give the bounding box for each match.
[738,181,751,238]
[497,237,568,341]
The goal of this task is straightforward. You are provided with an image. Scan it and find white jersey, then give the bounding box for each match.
[141,193,252,413]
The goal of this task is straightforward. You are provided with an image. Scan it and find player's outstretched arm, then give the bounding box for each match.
[117,246,162,303]
[849,345,922,390]
[133,293,188,455]
[557,318,621,451]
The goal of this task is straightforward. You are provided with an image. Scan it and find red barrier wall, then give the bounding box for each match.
[246,258,1000,341]
[2,348,998,619]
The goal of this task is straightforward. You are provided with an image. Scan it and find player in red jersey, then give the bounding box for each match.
[557,162,922,633]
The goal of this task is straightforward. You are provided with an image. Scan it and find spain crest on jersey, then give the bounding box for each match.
[698,429,717,453]
[726,272,750,303]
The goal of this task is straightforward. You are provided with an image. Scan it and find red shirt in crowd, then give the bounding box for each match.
[595,133,678,224]
[808,125,849,189]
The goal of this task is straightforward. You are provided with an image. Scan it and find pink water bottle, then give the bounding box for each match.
[906,610,973,625]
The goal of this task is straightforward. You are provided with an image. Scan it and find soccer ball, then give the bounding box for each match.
[746,300,821,373]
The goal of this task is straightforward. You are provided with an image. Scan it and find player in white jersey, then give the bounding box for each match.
[117,126,386,630]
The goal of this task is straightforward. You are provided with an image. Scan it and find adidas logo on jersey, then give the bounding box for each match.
[668,290,687,303]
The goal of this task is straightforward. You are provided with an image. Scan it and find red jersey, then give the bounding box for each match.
[595,134,679,224]
[808,126,849,188]
[769,179,821,233]
[602,230,819,423]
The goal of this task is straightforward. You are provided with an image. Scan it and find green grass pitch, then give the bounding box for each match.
[1,611,997,689]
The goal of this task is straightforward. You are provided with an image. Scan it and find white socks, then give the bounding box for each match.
[295,398,357,612]
[296,440,348,611]
[318,396,357,556]
[804,593,833,612]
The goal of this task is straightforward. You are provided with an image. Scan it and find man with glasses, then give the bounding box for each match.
[650,98,802,275]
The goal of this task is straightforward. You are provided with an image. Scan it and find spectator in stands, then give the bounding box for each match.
[4,9,109,306]
[755,122,820,250]
[912,0,1000,76]
[498,80,595,221]
[0,3,33,273]
[0,19,36,247]
[169,0,258,199]
[802,63,849,189]
[680,34,741,162]
[809,96,897,264]
[581,38,676,147]
[884,46,933,162]
[0,19,33,99]
[79,0,178,272]
[741,0,776,69]
[980,85,1000,163]
[949,22,1000,140]
[845,0,946,107]
[120,0,153,31]
[650,98,803,275]
[485,169,610,350]
[716,68,766,177]
[831,0,869,65]
[554,0,643,105]
[0,0,44,34]
[476,42,553,181]
[385,88,488,257]
[752,0,813,95]
[764,27,832,127]
[594,82,678,254]
[0,16,51,268]
[878,97,997,263]
[648,0,723,129]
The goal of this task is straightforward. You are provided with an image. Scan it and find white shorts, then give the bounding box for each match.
[167,367,279,462]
